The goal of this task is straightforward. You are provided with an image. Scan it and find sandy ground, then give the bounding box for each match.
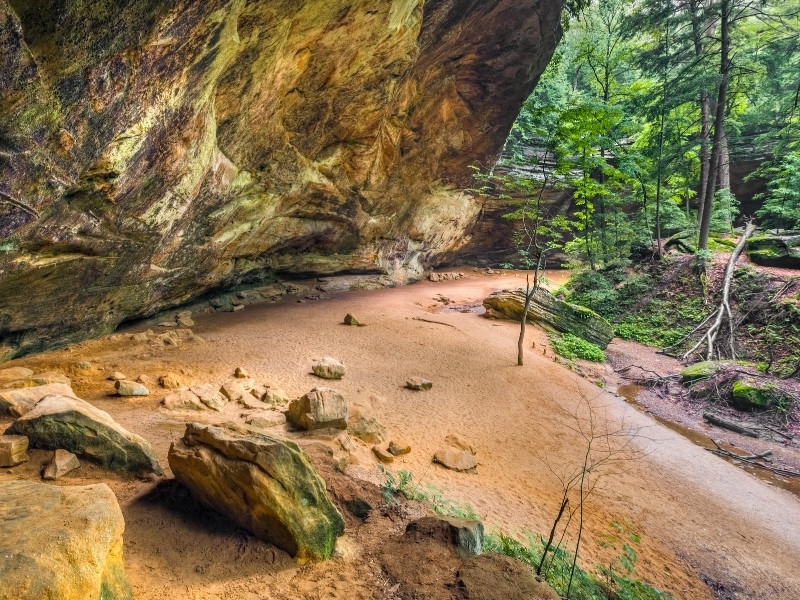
[2,270,800,599]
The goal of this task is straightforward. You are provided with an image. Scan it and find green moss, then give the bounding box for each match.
[548,333,606,363]
[731,379,786,410]
[680,361,719,383]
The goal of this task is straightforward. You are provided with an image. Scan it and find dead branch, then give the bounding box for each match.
[703,411,759,437]
[707,440,800,478]
[411,317,457,329]
[0,191,40,218]
[683,222,757,361]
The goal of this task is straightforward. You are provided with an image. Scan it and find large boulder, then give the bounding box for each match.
[747,234,800,268]
[0,480,132,600]
[7,394,162,476]
[0,382,77,417]
[731,378,790,411]
[168,422,345,561]
[0,0,564,359]
[483,287,614,348]
[287,387,349,431]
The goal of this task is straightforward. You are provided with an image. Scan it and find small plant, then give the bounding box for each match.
[549,333,606,362]
[377,467,481,519]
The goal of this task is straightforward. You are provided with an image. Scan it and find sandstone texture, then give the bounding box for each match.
[42,449,81,480]
[312,357,346,380]
[287,387,348,431]
[0,480,132,600]
[0,0,563,359]
[168,422,345,561]
[0,382,77,417]
[483,287,614,348]
[0,434,29,466]
[7,394,162,475]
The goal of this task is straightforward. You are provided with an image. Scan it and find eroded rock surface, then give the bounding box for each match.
[168,422,345,561]
[287,387,349,431]
[0,0,563,358]
[0,480,132,600]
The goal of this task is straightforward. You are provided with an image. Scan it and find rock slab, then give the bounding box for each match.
[42,449,81,480]
[7,394,163,475]
[287,387,349,431]
[0,434,29,467]
[168,422,344,561]
[0,480,132,600]
[434,448,478,472]
[190,383,228,411]
[0,382,77,417]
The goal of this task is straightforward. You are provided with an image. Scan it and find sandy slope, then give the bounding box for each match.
[2,270,799,599]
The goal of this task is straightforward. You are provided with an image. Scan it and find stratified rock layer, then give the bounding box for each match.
[168,422,345,561]
[483,287,614,348]
[0,0,564,358]
[0,480,132,600]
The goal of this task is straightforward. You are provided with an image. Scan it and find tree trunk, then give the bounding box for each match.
[689,0,713,227]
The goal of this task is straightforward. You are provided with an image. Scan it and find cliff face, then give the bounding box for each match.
[0,0,563,357]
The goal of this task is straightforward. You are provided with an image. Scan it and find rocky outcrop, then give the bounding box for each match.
[0,480,132,600]
[168,422,345,561]
[747,234,800,268]
[0,0,564,359]
[7,394,162,475]
[483,287,614,348]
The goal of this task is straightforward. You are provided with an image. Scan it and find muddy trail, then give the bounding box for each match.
[1,270,799,599]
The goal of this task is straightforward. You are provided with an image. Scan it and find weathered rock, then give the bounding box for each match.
[445,434,476,455]
[0,434,29,466]
[115,380,150,396]
[176,311,195,328]
[388,440,412,456]
[680,361,721,383]
[665,231,698,254]
[0,366,34,384]
[406,377,433,391]
[159,372,186,390]
[343,314,360,326]
[190,384,228,411]
[240,394,273,411]
[220,380,247,403]
[234,367,249,379]
[108,372,128,381]
[312,357,346,380]
[434,448,478,472]
[42,449,81,480]
[287,387,349,431]
[161,390,207,411]
[457,554,561,600]
[0,481,132,599]
[348,413,387,444]
[342,498,373,520]
[136,374,156,387]
[261,384,290,406]
[747,234,800,268]
[168,422,345,560]
[246,411,287,429]
[7,394,162,475]
[405,516,484,558]
[731,378,788,410]
[372,445,394,463]
[483,288,614,348]
[0,382,77,417]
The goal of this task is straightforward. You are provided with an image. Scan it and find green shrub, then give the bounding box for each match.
[549,333,606,362]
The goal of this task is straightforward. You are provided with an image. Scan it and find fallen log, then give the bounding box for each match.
[703,411,759,438]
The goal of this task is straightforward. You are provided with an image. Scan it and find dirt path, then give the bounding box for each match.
[2,270,799,599]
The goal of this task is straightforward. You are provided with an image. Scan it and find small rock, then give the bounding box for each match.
[42,449,80,480]
[158,372,185,390]
[312,357,346,379]
[406,377,433,391]
[0,435,29,467]
[232,304,244,312]
[158,321,177,328]
[406,515,484,558]
[262,384,290,406]
[76,361,92,370]
[176,311,194,327]
[372,446,394,463]
[388,440,411,456]
[342,498,373,519]
[286,387,348,430]
[190,383,228,411]
[246,411,286,429]
[161,390,206,411]
[220,380,246,403]
[336,432,356,453]
[107,372,127,381]
[136,374,156,387]
[115,380,150,396]
[234,366,249,378]
[433,448,478,472]
[428,272,441,282]
[240,395,272,410]
[160,333,180,347]
[343,313,360,326]
[348,413,387,444]
[445,434,476,455]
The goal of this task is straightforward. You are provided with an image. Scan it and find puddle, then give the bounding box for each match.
[618,383,800,499]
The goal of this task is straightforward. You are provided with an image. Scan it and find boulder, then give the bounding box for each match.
[161,390,207,411]
[434,448,478,472]
[312,357,346,380]
[261,384,290,406]
[287,387,348,431]
[680,361,721,383]
[406,377,433,391]
[220,380,247,403]
[445,434,476,455]
[731,378,788,410]
[42,449,81,480]
[0,434,29,467]
[0,480,132,600]
[348,414,387,444]
[2,371,72,390]
[168,422,345,561]
[0,382,77,417]
[483,288,614,348]
[747,234,800,268]
[114,380,150,396]
[405,516,484,558]
[7,394,162,475]
[159,372,186,389]
[664,230,697,254]
[190,383,228,411]
[176,310,194,327]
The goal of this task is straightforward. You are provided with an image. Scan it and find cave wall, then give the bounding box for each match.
[0,0,564,357]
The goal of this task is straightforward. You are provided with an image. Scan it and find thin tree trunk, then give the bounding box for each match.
[689,0,713,227]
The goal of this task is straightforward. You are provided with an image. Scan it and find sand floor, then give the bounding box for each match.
[2,270,799,599]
